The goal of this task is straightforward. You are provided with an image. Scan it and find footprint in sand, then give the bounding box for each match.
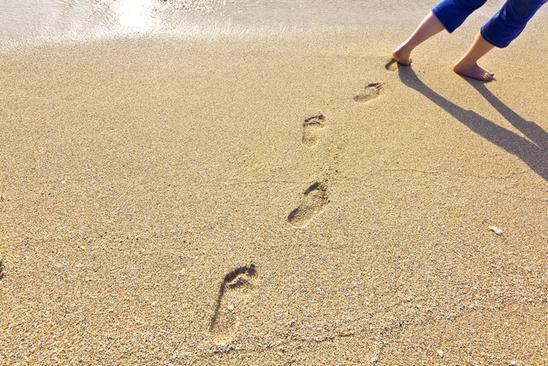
[354,82,384,103]
[385,58,398,72]
[288,182,329,228]
[209,264,257,343]
[302,114,327,148]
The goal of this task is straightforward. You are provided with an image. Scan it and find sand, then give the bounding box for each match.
[1,6,547,365]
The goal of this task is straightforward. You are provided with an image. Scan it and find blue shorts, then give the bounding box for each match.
[432,0,547,47]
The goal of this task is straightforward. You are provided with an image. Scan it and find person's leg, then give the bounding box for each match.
[392,12,445,65]
[393,0,488,65]
[481,0,546,48]
[453,33,495,81]
[453,0,546,81]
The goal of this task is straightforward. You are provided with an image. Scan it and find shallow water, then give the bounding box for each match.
[2,0,547,49]
[0,0,518,48]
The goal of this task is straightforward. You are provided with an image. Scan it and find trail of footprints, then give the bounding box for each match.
[208,79,385,344]
[290,80,385,228]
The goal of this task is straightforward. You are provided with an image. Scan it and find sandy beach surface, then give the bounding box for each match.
[1,1,547,365]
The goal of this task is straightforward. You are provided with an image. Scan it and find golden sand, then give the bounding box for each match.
[1,24,547,365]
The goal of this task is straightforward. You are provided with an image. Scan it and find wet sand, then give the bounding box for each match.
[1,5,547,366]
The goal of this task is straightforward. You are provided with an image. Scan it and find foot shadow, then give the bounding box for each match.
[466,80,547,151]
[397,67,547,180]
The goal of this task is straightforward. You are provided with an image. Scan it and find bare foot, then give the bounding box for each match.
[392,46,412,66]
[453,62,494,82]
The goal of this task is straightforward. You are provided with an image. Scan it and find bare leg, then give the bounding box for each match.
[392,12,445,65]
[453,32,495,81]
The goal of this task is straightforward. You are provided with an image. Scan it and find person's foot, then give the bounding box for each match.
[392,45,412,66]
[453,62,494,82]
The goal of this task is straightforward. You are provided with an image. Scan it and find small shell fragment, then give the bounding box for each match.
[338,330,354,337]
[437,349,444,358]
[488,226,503,235]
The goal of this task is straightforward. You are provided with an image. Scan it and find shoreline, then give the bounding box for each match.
[3,0,546,51]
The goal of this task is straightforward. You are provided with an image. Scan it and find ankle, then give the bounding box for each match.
[396,41,412,54]
[455,58,476,68]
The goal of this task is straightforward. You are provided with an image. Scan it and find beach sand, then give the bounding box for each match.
[1,6,547,365]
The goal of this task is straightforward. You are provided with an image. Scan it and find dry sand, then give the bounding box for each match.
[1,12,547,366]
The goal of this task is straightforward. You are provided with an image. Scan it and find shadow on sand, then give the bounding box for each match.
[397,66,547,180]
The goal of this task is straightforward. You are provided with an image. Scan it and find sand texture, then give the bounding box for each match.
[1,20,547,365]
